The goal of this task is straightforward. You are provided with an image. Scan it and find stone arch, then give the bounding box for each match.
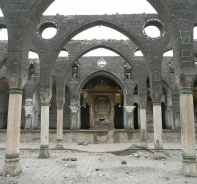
[77,70,126,99]
[67,44,137,78]
[79,70,126,129]
[53,19,147,66]
[0,56,7,70]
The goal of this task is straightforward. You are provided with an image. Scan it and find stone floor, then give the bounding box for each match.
[0,141,197,184]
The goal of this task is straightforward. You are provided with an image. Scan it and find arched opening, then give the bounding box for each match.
[49,76,71,129]
[58,49,69,59]
[134,103,138,129]
[193,26,197,40]
[146,77,153,129]
[0,26,8,40]
[0,9,4,17]
[163,49,173,57]
[193,75,197,129]
[43,0,156,15]
[64,85,71,129]
[0,78,9,129]
[28,51,39,59]
[84,48,119,57]
[73,26,128,40]
[134,48,143,57]
[161,102,167,129]
[80,74,124,129]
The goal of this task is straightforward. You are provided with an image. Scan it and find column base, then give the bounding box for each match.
[181,157,197,177]
[3,158,22,176]
[153,148,165,160]
[140,141,148,148]
[38,145,50,158]
[55,140,63,150]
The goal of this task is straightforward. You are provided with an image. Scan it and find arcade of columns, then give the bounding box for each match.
[0,0,196,177]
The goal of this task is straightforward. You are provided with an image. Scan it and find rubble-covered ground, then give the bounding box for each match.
[0,143,197,184]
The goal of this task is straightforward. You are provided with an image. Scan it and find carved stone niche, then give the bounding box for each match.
[82,82,123,130]
[94,96,111,129]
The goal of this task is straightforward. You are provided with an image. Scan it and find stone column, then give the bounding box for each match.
[38,94,51,158]
[180,89,197,176]
[3,87,23,176]
[56,104,64,149]
[153,102,165,160]
[69,101,79,129]
[139,101,147,148]
[125,106,135,129]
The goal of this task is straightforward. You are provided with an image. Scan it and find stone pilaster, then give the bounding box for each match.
[139,101,147,148]
[153,102,165,160]
[180,89,197,176]
[125,106,135,129]
[69,101,79,129]
[38,93,51,158]
[56,104,64,149]
[3,86,23,176]
[24,98,35,129]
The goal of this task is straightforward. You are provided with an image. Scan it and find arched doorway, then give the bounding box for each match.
[81,75,124,129]
[0,77,9,129]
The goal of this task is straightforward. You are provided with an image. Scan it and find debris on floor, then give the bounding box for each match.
[110,144,153,157]
[70,158,77,161]
[61,158,70,161]
[121,160,127,164]
[130,152,150,158]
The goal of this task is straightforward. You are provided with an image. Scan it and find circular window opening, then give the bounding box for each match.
[143,20,165,39]
[58,50,69,59]
[39,22,58,39]
[0,28,8,40]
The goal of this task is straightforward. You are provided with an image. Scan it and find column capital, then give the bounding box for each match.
[179,88,193,95]
[152,102,161,106]
[9,88,23,95]
[56,100,65,109]
[39,92,52,104]
[176,73,195,90]
[139,101,146,109]
[7,77,25,89]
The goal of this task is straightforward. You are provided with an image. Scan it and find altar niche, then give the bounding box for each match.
[81,81,123,130]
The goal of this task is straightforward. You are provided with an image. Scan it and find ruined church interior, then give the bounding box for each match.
[0,0,197,180]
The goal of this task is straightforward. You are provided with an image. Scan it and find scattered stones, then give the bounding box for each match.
[78,142,84,145]
[70,158,77,161]
[83,142,89,146]
[121,160,127,164]
[61,158,70,161]
[130,152,150,158]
